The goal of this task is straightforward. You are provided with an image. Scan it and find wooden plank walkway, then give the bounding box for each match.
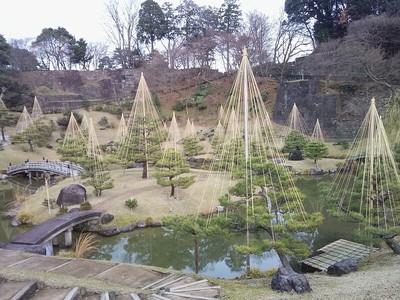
[300,239,372,272]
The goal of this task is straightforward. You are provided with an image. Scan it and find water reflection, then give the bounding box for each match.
[90,227,281,278]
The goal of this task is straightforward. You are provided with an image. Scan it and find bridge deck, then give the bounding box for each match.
[11,210,102,245]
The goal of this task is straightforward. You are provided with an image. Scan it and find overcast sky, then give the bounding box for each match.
[0,0,285,44]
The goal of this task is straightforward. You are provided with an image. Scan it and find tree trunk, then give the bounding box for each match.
[1,127,5,141]
[142,161,148,179]
[170,184,175,197]
[28,140,34,152]
[194,238,199,274]
[276,250,293,271]
[384,237,400,254]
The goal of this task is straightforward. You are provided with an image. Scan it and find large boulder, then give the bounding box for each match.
[56,184,87,207]
[271,267,312,294]
[288,148,303,161]
[327,259,358,276]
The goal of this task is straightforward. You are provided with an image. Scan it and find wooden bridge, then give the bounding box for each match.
[3,210,103,255]
[6,160,85,177]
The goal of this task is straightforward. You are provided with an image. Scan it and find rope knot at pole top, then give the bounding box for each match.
[242,47,248,57]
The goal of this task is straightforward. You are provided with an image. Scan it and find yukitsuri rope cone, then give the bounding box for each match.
[116,72,165,179]
[328,98,400,253]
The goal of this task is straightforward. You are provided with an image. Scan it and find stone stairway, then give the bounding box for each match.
[0,249,220,300]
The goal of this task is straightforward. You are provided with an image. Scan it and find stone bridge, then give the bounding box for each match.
[6,160,85,177]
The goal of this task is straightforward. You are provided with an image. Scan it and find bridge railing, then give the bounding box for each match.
[7,160,85,176]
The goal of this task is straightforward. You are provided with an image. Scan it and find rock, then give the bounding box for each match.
[122,223,138,232]
[327,259,358,276]
[69,208,81,214]
[1,174,8,180]
[11,218,22,227]
[288,147,303,161]
[137,220,146,228]
[271,267,312,294]
[97,226,120,237]
[2,211,17,219]
[100,213,114,224]
[309,166,324,175]
[148,221,162,227]
[56,184,87,207]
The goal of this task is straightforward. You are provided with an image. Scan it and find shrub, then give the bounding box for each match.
[240,267,278,279]
[172,101,186,111]
[80,201,92,210]
[261,89,269,101]
[145,216,154,225]
[125,198,138,210]
[57,207,68,215]
[17,211,33,224]
[42,198,56,209]
[98,116,109,127]
[80,99,91,111]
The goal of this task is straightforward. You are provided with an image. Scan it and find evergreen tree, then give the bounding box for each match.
[154,149,195,197]
[118,116,165,178]
[0,92,16,141]
[182,137,203,156]
[282,130,307,153]
[224,156,323,270]
[11,119,53,151]
[218,0,242,72]
[137,0,168,53]
[162,214,230,274]
[304,140,329,165]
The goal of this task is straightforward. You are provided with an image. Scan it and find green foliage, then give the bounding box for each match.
[81,99,91,111]
[282,130,307,153]
[182,137,203,156]
[137,0,167,52]
[125,198,138,210]
[154,149,195,197]
[80,201,92,210]
[304,140,329,164]
[0,97,17,141]
[11,119,53,151]
[116,116,166,178]
[42,198,56,209]
[82,171,114,197]
[240,267,277,279]
[172,101,185,111]
[98,116,109,127]
[56,108,83,127]
[260,89,269,102]
[162,214,230,238]
[152,92,161,108]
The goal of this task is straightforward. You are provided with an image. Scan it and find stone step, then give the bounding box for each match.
[0,280,36,300]
[8,281,37,300]
[29,287,71,299]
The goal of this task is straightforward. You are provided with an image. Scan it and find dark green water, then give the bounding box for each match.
[0,175,356,279]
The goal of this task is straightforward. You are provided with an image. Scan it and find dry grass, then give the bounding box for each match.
[74,232,99,258]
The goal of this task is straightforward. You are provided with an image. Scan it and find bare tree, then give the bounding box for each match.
[273,11,313,82]
[103,0,139,69]
[245,11,273,75]
[87,42,109,70]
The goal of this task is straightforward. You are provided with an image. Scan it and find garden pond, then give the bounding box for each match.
[0,175,357,279]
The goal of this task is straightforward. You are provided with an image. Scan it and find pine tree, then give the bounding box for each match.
[154,149,195,197]
[0,94,15,141]
[11,119,53,151]
[182,137,203,156]
[304,140,329,165]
